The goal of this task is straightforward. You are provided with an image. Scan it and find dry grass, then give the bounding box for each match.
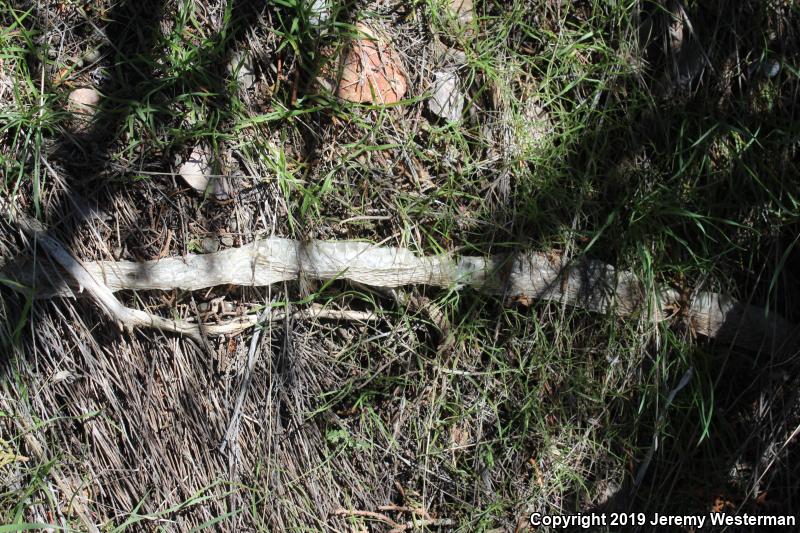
[1,0,799,531]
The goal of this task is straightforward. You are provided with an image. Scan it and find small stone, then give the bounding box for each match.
[432,41,467,64]
[83,48,102,64]
[220,235,234,247]
[449,0,474,24]
[229,51,257,91]
[763,60,780,78]
[68,87,100,114]
[91,67,110,85]
[429,70,464,122]
[67,87,101,132]
[201,236,219,253]
[178,144,230,200]
[509,98,551,156]
[179,145,212,193]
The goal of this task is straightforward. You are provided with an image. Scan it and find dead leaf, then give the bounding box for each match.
[450,423,470,448]
[429,70,464,122]
[53,67,72,87]
[335,25,407,105]
[178,144,230,200]
[513,294,535,307]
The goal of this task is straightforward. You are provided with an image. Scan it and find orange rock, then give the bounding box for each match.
[335,25,407,105]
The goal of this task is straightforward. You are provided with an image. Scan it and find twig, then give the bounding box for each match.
[378,504,432,520]
[335,507,452,532]
[202,306,379,338]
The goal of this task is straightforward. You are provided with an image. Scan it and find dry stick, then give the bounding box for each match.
[334,507,453,532]
[378,504,432,520]
[6,221,799,355]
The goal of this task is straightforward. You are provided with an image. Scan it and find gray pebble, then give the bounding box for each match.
[201,236,220,253]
